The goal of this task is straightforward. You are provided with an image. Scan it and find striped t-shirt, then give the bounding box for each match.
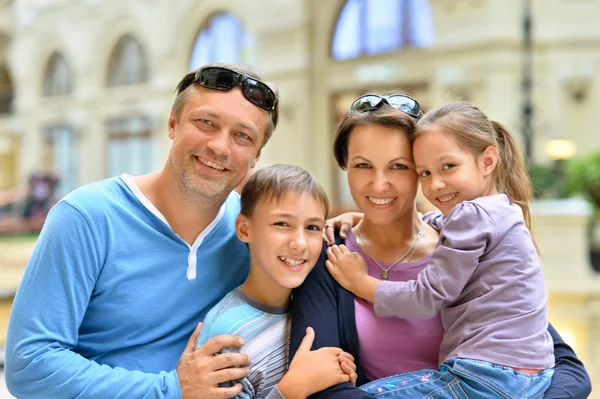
[197,287,290,399]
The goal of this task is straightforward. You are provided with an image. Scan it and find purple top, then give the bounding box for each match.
[374,194,555,369]
[346,230,443,381]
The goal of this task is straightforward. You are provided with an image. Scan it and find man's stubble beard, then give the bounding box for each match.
[173,155,241,207]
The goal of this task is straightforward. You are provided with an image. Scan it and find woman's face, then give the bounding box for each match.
[346,123,419,226]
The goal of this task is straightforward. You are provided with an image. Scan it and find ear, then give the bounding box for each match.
[479,145,499,177]
[251,149,262,169]
[235,213,252,243]
[168,110,177,140]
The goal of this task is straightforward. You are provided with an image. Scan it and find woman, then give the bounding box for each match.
[289,94,592,398]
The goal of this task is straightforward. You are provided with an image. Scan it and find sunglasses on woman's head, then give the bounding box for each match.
[350,94,423,119]
[182,66,278,111]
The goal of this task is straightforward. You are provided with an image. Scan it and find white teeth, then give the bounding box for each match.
[197,157,225,171]
[437,193,458,203]
[368,196,396,205]
[279,256,305,267]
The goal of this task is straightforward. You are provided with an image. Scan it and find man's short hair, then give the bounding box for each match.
[172,63,279,149]
[240,164,329,218]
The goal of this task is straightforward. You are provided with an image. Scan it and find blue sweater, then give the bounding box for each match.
[5,176,250,398]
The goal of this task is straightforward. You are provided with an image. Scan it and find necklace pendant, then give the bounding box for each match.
[380,272,391,280]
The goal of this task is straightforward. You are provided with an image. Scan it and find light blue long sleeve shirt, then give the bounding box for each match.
[6,175,250,398]
[198,287,290,399]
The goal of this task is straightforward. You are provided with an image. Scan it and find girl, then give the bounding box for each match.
[326,101,555,398]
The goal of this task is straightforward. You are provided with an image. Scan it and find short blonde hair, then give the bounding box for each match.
[172,63,279,149]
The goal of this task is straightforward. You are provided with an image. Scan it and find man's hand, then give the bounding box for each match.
[177,323,250,399]
[326,245,379,302]
[278,327,357,399]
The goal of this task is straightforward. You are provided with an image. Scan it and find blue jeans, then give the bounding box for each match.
[359,358,554,399]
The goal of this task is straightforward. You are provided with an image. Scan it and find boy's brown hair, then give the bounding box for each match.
[240,164,329,218]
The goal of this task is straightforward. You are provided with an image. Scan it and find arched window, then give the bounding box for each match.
[107,34,149,87]
[332,0,435,60]
[43,52,73,96]
[189,12,254,71]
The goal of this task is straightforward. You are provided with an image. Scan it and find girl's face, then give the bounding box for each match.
[346,124,419,226]
[413,126,497,216]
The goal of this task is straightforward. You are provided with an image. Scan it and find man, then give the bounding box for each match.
[6,64,280,398]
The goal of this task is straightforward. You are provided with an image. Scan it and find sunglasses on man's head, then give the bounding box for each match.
[184,66,278,111]
[350,94,423,119]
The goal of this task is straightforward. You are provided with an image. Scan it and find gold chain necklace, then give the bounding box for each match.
[355,218,424,280]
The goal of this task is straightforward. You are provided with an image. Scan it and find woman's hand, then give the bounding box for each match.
[277,327,357,399]
[323,212,364,246]
[326,245,379,302]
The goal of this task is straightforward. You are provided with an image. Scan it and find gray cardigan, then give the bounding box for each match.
[375,194,554,369]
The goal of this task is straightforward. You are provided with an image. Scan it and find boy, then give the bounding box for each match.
[196,164,355,399]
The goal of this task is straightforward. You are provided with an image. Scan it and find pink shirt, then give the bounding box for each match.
[346,229,443,381]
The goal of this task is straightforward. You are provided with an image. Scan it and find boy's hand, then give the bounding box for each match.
[326,245,379,302]
[177,323,250,399]
[278,327,356,399]
[323,212,364,246]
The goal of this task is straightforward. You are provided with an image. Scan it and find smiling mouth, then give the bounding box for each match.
[195,156,227,171]
[368,196,396,205]
[437,193,458,203]
[278,256,306,267]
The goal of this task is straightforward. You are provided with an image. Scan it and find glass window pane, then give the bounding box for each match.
[106,117,154,177]
[365,0,402,54]
[409,0,436,47]
[188,13,253,71]
[331,0,435,60]
[332,0,362,60]
[45,126,77,196]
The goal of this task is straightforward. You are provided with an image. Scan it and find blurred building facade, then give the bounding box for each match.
[0,0,599,392]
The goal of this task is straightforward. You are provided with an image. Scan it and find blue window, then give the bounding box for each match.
[44,125,78,196]
[106,117,155,177]
[332,0,435,60]
[189,12,254,71]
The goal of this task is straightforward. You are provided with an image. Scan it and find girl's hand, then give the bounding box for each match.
[278,327,356,399]
[323,212,364,246]
[326,245,379,302]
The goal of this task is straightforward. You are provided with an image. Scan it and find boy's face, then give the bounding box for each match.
[236,191,326,294]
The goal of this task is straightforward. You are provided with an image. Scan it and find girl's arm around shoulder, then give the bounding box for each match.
[373,203,494,319]
[422,210,444,232]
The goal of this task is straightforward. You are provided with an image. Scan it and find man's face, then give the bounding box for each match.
[168,85,269,202]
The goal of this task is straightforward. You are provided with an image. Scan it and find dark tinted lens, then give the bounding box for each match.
[198,68,239,91]
[350,95,382,112]
[387,95,421,117]
[243,78,276,110]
